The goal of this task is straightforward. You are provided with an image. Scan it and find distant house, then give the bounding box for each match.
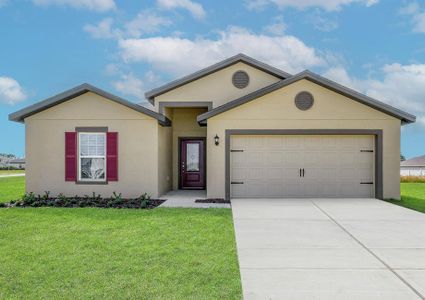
[0,154,15,168]
[401,155,425,177]
[8,158,25,169]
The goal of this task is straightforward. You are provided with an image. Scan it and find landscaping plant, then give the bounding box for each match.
[1,192,164,209]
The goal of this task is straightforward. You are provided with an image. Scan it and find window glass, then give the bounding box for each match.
[186,143,200,171]
[79,133,106,181]
[81,158,105,180]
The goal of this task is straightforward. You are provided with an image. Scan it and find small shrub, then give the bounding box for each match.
[42,191,50,200]
[401,176,425,183]
[54,193,67,206]
[22,192,36,206]
[108,192,124,207]
[138,193,151,208]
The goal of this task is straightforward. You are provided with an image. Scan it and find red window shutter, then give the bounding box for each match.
[107,132,118,181]
[65,132,77,181]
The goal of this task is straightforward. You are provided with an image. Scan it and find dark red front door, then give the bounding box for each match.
[180,138,205,189]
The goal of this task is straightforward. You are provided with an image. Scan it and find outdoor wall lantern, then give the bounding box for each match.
[214,134,220,146]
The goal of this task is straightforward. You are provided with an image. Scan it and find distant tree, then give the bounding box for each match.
[401,154,406,161]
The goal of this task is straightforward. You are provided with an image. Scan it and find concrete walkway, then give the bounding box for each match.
[0,173,25,178]
[232,198,425,299]
[159,190,230,208]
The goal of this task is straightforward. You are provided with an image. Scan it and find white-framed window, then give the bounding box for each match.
[78,132,106,182]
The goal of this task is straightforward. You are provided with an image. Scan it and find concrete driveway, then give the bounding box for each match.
[231,198,425,299]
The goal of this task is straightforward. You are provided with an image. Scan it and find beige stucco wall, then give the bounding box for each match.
[170,108,207,190]
[158,125,172,196]
[154,62,281,110]
[206,79,401,200]
[25,92,161,198]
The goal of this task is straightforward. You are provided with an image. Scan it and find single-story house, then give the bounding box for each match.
[401,155,425,177]
[8,158,26,169]
[9,54,415,200]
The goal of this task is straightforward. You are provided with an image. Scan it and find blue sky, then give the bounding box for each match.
[1,0,424,158]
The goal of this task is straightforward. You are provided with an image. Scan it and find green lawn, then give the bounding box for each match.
[386,183,425,213]
[0,176,25,203]
[0,208,242,299]
[0,169,25,175]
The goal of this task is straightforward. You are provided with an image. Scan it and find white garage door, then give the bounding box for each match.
[230,135,375,198]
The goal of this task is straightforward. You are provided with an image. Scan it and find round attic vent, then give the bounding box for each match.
[232,71,249,89]
[295,91,314,111]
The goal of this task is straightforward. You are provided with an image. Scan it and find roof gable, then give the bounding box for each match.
[145,53,291,103]
[9,83,171,126]
[197,70,416,125]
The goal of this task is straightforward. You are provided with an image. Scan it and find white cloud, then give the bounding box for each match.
[263,15,287,35]
[412,13,425,33]
[246,0,378,11]
[0,77,27,105]
[323,66,356,88]
[308,11,338,31]
[125,10,172,37]
[157,0,206,19]
[324,64,425,125]
[112,71,162,100]
[400,2,420,15]
[84,11,171,39]
[118,27,324,76]
[32,0,115,12]
[104,63,120,76]
[84,18,120,39]
[400,2,425,33]
[112,74,145,100]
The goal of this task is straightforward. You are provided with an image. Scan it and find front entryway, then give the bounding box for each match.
[179,138,206,189]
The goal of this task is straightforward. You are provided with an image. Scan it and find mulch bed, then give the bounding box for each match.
[0,196,165,209]
[195,198,230,204]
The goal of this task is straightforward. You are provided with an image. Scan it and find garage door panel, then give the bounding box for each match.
[285,152,303,166]
[358,168,374,181]
[286,137,304,150]
[232,168,245,180]
[245,168,265,180]
[359,152,374,164]
[231,135,374,198]
[285,167,302,179]
[338,152,356,165]
[265,136,284,149]
[266,168,284,180]
[266,180,285,197]
[247,152,265,167]
[266,152,283,166]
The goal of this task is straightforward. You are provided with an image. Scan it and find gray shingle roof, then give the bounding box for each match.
[9,158,25,164]
[401,155,425,167]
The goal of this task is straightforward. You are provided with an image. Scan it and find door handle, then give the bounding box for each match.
[299,169,302,177]
[303,168,305,177]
